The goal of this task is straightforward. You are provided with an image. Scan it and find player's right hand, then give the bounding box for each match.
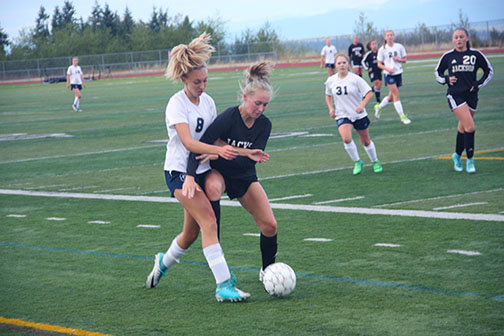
[449,76,457,85]
[218,145,239,160]
[182,175,201,199]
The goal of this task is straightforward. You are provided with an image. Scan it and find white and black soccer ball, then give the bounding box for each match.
[262,262,296,297]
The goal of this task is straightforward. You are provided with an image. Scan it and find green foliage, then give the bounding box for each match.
[353,12,379,42]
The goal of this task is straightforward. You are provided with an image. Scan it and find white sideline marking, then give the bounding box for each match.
[304,238,333,242]
[7,214,26,218]
[1,189,503,222]
[137,224,160,228]
[314,196,365,205]
[59,186,98,192]
[269,194,312,202]
[25,184,67,190]
[299,134,334,138]
[243,233,261,237]
[0,133,74,141]
[375,243,401,247]
[94,187,138,193]
[88,220,110,224]
[433,202,488,211]
[375,188,503,208]
[269,131,308,139]
[46,217,66,221]
[447,250,482,256]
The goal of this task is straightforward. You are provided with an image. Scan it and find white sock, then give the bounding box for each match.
[364,141,378,162]
[344,140,360,162]
[75,98,80,108]
[379,96,389,109]
[203,243,231,284]
[73,97,79,105]
[162,236,188,270]
[393,100,405,117]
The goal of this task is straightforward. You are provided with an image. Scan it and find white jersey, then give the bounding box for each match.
[377,43,407,75]
[67,65,83,85]
[325,72,372,122]
[164,90,216,174]
[321,45,337,64]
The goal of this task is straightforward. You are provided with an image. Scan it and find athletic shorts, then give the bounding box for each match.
[337,116,370,130]
[369,71,382,82]
[351,59,363,68]
[384,74,402,87]
[222,174,258,200]
[325,63,335,69]
[447,92,478,111]
[70,84,82,91]
[164,170,209,197]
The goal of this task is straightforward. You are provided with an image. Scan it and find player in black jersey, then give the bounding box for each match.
[362,40,382,103]
[185,62,278,280]
[348,35,365,77]
[435,28,493,173]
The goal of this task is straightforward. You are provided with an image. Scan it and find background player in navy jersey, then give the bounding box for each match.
[362,40,382,103]
[145,33,252,303]
[185,62,278,281]
[348,36,364,77]
[321,38,337,77]
[435,28,493,173]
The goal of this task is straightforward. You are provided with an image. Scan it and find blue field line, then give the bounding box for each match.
[2,241,503,301]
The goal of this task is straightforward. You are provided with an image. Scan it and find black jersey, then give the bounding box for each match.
[362,51,381,74]
[435,48,493,96]
[187,106,272,179]
[348,43,365,62]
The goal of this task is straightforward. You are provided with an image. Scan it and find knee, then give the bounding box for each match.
[342,137,353,144]
[362,139,371,147]
[205,181,223,201]
[464,125,475,133]
[260,218,277,236]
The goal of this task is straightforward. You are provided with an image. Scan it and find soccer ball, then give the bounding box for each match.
[262,262,296,297]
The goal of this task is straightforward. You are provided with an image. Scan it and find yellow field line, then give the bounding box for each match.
[0,316,114,336]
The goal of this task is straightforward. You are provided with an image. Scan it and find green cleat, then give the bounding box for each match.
[372,160,383,173]
[353,160,363,175]
[400,114,411,125]
[374,104,381,119]
[452,153,463,172]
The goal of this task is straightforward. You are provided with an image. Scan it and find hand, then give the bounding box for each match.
[356,105,365,113]
[386,67,394,74]
[67,83,70,88]
[393,56,399,61]
[83,83,87,88]
[320,63,324,68]
[369,67,373,72]
[329,109,336,119]
[196,153,218,164]
[182,175,201,200]
[247,149,270,163]
[218,145,238,160]
[448,76,457,85]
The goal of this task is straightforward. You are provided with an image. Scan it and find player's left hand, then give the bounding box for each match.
[356,105,364,113]
[196,154,218,164]
[247,149,270,163]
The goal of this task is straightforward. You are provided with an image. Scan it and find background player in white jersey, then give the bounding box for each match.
[145,33,251,302]
[375,30,411,125]
[321,38,337,77]
[325,54,382,175]
[66,57,86,112]
[435,28,493,173]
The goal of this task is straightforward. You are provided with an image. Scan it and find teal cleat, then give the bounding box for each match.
[353,160,363,175]
[215,277,250,302]
[146,252,167,288]
[372,160,383,173]
[466,157,476,173]
[452,153,463,172]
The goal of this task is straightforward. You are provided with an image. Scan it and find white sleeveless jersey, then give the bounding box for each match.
[377,43,407,75]
[164,90,216,174]
[321,45,337,64]
[325,72,372,122]
[67,65,83,84]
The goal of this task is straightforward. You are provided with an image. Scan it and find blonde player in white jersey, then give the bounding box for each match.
[66,57,86,112]
[375,30,411,125]
[321,38,337,77]
[145,33,253,302]
[325,54,383,175]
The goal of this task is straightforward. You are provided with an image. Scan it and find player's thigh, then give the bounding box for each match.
[204,169,226,201]
[73,88,81,97]
[238,182,277,235]
[356,128,371,145]
[174,189,216,229]
[453,104,475,132]
[337,123,354,143]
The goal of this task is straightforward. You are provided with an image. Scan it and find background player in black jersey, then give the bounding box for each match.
[348,35,364,77]
[185,62,277,281]
[435,28,493,173]
[362,40,382,103]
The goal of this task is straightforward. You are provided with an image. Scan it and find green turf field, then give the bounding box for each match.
[1,56,503,335]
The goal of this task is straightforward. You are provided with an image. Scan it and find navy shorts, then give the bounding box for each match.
[70,84,82,91]
[351,60,363,68]
[384,74,402,87]
[447,92,478,111]
[369,71,382,82]
[221,174,258,200]
[164,170,209,197]
[337,116,370,130]
[325,63,335,69]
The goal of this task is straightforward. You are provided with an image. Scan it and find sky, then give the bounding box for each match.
[1,0,503,42]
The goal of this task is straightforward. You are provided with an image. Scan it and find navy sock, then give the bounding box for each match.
[260,233,277,270]
[210,200,220,241]
[464,131,475,159]
[456,132,465,156]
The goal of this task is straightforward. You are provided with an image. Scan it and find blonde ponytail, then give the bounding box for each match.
[240,61,274,100]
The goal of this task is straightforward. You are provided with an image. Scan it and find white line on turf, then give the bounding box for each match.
[374,243,401,247]
[314,196,365,205]
[137,224,160,228]
[58,186,98,192]
[433,202,489,211]
[304,238,333,242]
[7,214,26,218]
[375,188,503,208]
[243,233,261,237]
[88,221,111,224]
[94,187,138,193]
[25,184,67,190]
[447,250,482,256]
[1,189,503,222]
[46,217,66,221]
[269,194,312,202]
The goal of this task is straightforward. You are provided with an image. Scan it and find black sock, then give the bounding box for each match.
[456,132,465,155]
[374,89,381,103]
[464,131,475,159]
[210,200,220,241]
[260,233,277,270]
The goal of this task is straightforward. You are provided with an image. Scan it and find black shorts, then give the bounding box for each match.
[351,59,363,68]
[70,84,82,91]
[222,174,258,200]
[384,74,402,87]
[325,63,335,69]
[369,71,382,82]
[447,92,478,111]
[337,116,370,130]
[164,170,209,197]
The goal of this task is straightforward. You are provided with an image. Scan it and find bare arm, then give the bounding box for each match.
[356,90,373,113]
[325,95,335,119]
[81,73,86,88]
[66,75,70,88]
[214,139,269,163]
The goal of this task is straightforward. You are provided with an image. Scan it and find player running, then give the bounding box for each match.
[362,40,382,103]
[321,38,337,77]
[435,28,493,173]
[375,30,411,125]
[66,57,86,112]
[184,62,277,281]
[348,36,364,77]
[325,54,382,175]
[145,33,251,302]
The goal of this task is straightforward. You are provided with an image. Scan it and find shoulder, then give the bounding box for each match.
[217,106,239,119]
[258,114,272,129]
[200,92,215,105]
[325,74,338,86]
[167,90,186,108]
